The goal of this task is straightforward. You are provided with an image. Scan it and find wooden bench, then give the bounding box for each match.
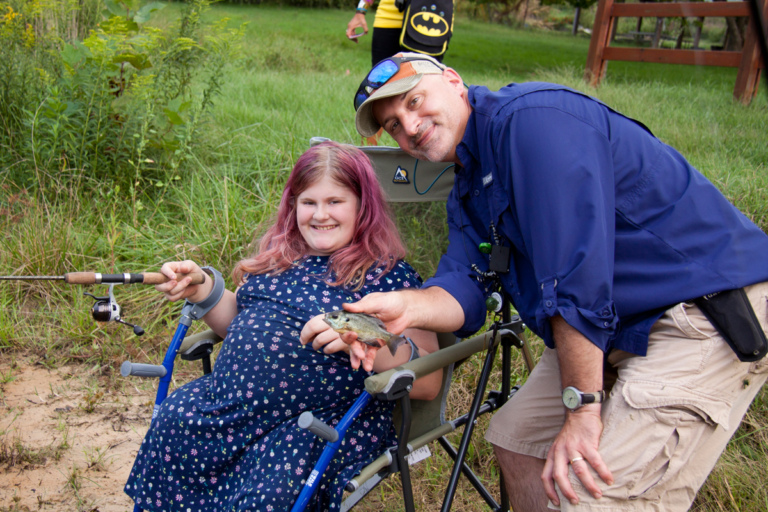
[585,0,766,104]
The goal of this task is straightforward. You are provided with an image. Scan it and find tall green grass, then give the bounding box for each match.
[1,4,767,511]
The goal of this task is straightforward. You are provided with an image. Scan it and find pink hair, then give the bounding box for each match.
[234,141,406,290]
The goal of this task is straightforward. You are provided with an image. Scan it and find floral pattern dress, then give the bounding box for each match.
[125,256,421,512]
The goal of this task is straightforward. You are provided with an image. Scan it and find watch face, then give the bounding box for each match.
[562,387,580,409]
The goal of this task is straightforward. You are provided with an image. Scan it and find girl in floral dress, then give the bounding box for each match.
[124,141,440,512]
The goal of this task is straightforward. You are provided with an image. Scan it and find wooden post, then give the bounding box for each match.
[652,17,664,48]
[585,0,616,85]
[734,0,767,103]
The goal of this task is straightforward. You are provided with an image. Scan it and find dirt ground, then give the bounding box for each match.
[0,359,153,512]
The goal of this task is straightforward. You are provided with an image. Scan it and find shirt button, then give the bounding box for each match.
[603,321,609,327]
[545,300,553,307]
[474,190,480,196]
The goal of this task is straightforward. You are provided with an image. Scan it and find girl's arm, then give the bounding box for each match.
[371,328,442,401]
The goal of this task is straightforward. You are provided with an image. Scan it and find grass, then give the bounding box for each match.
[1,3,767,511]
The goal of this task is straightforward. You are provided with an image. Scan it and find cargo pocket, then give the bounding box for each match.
[601,379,730,502]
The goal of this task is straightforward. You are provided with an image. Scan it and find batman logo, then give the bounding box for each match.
[410,12,449,37]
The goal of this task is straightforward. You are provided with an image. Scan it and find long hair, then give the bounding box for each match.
[234,141,406,290]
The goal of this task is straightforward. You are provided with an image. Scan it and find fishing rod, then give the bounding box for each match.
[1,271,205,336]
[0,271,204,285]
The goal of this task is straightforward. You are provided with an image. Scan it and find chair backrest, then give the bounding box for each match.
[310,137,456,203]
[311,138,460,440]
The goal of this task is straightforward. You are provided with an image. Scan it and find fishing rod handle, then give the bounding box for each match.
[63,272,206,285]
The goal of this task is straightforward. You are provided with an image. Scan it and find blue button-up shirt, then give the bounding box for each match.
[424,83,768,355]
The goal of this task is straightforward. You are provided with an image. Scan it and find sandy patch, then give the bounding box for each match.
[0,360,153,511]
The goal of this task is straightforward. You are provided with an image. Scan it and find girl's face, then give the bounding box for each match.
[296,176,360,256]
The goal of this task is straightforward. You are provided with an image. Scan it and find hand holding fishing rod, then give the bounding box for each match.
[1,270,207,336]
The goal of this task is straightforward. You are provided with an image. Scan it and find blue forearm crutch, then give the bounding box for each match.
[290,391,373,512]
[123,269,226,512]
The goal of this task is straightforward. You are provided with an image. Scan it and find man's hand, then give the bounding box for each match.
[542,405,614,506]
[545,315,614,506]
[342,291,412,334]
[343,287,465,335]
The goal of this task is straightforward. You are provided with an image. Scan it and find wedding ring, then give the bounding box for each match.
[570,456,585,464]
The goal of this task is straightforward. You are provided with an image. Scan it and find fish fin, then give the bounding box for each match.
[387,336,407,357]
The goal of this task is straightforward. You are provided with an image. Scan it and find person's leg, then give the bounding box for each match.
[487,282,768,512]
[371,27,402,66]
[485,348,566,510]
[493,447,550,512]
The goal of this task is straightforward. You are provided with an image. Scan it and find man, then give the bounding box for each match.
[343,52,768,511]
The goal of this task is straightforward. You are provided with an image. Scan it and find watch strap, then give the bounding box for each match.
[582,390,606,405]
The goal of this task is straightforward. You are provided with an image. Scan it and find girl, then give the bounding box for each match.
[125,141,440,511]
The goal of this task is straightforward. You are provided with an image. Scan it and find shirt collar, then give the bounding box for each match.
[454,86,482,198]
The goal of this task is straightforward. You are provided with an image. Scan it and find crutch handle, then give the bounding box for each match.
[121,361,168,378]
[298,411,339,442]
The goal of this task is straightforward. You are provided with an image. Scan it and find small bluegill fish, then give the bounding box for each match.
[323,310,406,356]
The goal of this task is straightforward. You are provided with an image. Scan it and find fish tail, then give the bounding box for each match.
[387,335,407,357]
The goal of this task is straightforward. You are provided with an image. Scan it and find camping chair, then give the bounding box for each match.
[121,139,536,512]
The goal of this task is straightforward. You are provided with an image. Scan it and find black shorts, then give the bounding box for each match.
[371,27,445,66]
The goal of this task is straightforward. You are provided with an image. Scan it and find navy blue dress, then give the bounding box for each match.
[125,257,422,511]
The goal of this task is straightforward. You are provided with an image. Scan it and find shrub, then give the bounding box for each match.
[1,0,245,197]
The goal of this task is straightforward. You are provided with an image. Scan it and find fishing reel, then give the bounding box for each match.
[83,284,145,336]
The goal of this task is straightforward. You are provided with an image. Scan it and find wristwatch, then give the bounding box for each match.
[562,386,605,411]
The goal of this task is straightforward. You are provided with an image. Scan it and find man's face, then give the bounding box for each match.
[371,71,468,163]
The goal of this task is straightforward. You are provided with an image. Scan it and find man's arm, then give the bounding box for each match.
[541,316,614,507]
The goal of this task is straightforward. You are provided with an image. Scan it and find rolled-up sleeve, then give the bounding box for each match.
[497,105,619,351]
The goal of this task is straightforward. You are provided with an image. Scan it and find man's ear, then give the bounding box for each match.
[443,68,464,91]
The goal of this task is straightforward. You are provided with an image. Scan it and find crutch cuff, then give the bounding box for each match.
[406,337,420,362]
[184,266,225,320]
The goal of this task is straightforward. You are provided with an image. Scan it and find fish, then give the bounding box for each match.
[323,310,407,357]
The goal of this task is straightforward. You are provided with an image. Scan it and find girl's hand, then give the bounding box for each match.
[300,315,354,358]
[155,260,211,303]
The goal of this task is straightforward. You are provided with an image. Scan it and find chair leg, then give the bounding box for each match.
[438,436,502,509]
[440,337,501,512]
[396,396,416,512]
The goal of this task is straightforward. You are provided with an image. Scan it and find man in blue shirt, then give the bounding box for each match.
[345,53,768,511]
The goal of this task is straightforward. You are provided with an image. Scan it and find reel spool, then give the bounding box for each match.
[84,284,145,336]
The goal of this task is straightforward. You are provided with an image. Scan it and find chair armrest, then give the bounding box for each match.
[179,329,224,361]
[364,329,503,396]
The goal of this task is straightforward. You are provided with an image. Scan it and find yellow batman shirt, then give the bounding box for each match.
[373,0,405,29]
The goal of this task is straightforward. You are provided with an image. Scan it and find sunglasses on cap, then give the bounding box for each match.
[353,55,440,111]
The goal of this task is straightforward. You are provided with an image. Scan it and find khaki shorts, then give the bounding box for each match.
[485,282,768,512]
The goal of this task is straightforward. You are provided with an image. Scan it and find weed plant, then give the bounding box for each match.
[1,4,767,511]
